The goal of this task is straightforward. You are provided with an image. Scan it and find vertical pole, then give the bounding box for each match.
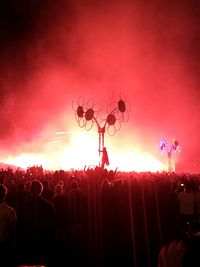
[98,128,101,167]
[102,131,104,152]
[98,127,105,168]
[168,151,172,173]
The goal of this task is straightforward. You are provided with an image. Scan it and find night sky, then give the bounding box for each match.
[0,0,200,172]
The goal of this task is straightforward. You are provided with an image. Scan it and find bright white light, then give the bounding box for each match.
[109,151,165,172]
[2,131,166,172]
[4,153,51,170]
[58,132,99,169]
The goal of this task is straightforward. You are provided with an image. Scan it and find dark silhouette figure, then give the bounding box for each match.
[52,183,69,267]
[101,147,109,168]
[19,180,55,266]
[0,184,17,267]
[68,179,87,266]
[41,180,54,202]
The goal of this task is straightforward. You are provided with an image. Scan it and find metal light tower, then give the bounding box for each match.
[73,95,129,168]
[160,138,180,172]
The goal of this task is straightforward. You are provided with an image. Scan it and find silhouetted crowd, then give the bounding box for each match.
[0,166,200,267]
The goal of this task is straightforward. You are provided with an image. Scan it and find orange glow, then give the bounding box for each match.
[2,131,166,172]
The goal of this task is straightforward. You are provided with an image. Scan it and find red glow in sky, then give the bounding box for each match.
[0,0,199,172]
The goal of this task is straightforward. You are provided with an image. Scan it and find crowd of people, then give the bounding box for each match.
[0,165,200,267]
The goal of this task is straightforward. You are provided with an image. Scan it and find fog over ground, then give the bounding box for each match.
[0,0,199,172]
